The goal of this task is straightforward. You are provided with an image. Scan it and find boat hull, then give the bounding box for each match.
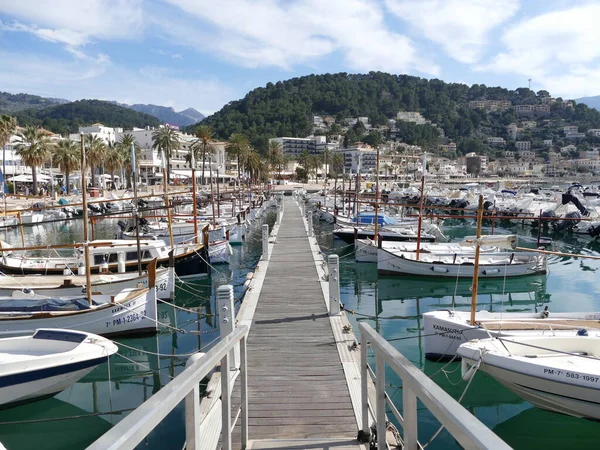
[0,356,107,408]
[0,289,158,338]
[423,310,600,361]
[334,228,435,244]
[377,248,546,277]
[0,268,175,300]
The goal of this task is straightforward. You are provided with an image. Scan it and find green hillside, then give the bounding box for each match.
[0,91,67,113]
[15,99,161,135]
[199,72,600,154]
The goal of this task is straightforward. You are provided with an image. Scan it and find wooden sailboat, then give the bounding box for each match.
[423,196,599,361]
[0,137,159,337]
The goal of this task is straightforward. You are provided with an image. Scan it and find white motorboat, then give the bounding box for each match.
[458,335,600,420]
[423,309,600,361]
[0,267,175,300]
[0,328,118,408]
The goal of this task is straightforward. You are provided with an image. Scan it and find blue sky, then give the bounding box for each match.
[0,0,598,116]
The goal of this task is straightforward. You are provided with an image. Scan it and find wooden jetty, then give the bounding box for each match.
[239,196,361,448]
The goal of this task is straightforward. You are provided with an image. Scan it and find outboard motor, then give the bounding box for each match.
[589,224,600,239]
[553,211,581,232]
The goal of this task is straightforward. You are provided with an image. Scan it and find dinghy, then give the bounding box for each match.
[458,335,600,420]
[0,328,117,408]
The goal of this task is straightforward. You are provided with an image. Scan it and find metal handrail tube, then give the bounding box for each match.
[359,323,511,450]
[86,326,249,450]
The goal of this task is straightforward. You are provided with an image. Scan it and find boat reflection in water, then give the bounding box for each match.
[0,398,111,450]
[493,407,600,449]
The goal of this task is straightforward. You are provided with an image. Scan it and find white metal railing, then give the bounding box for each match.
[86,325,249,450]
[359,323,512,450]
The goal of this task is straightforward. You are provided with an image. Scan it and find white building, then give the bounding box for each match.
[115,126,227,184]
[564,125,579,135]
[269,136,326,157]
[543,139,553,146]
[588,129,600,137]
[69,124,122,145]
[396,111,429,125]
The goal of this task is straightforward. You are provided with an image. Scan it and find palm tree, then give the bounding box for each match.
[14,125,52,194]
[152,126,180,184]
[104,143,125,191]
[118,133,141,188]
[0,115,17,193]
[266,140,283,179]
[244,149,265,183]
[226,133,251,186]
[84,135,107,188]
[54,140,80,194]
[191,125,216,185]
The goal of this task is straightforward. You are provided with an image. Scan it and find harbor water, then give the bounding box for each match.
[2,210,600,449]
[0,215,273,450]
[314,218,600,450]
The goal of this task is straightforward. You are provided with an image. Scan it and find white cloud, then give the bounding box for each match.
[0,0,144,59]
[479,3,600,98]
[157,0,439,75]
[0,50,233,114]
[385,0,520,64]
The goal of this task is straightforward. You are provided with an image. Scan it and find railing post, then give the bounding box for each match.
[217,285,239,368]
[403,388,418,450]
[184,353,204,450]
[376,351,386,449]
[221,351,232,450]
[240,334,249,448]
[360,326,371,440]
[262,224,269,260]
[328,254,340,315]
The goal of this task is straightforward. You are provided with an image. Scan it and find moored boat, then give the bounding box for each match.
[0,328,118,408]
[458,335,600,420]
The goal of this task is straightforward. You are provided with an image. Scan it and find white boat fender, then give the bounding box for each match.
[431,266,449,273]
[100,258,109,273]
[461,358,480,382]
[78,263,85,276]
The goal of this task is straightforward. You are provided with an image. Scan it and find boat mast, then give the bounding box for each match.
[415,153,426,260]
[469,195,484,325]
[209,154,216,229]
[191,151,199,245]
[161,155,175,251]
[374,146,380,238]
[131,144,143,276]
[80,134,92,305]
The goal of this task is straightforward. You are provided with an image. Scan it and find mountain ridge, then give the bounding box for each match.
[0,91,203,128]
[575,96,600,111]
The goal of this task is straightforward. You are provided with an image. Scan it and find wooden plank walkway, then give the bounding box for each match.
[242,197,360,445]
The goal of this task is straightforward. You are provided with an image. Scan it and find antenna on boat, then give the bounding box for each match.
[469,195,484,325]
[374,146,380,238]
[80,134,92,305]
[191,150,199,244]
[160,152,175,250]
[131,143,143,276]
